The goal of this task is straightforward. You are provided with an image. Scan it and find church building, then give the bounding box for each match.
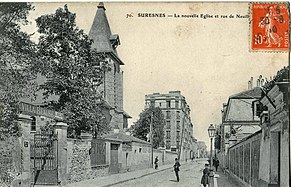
[89,2,131,132]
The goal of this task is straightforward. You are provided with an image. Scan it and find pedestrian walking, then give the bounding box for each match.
[154,156,159,169]
[201,163,210,187]
[173,158,181,182]
[213,157,220,172]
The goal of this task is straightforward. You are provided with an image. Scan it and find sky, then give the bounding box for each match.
[22,2,289,147]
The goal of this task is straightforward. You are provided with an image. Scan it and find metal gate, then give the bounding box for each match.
[31,130,58,185]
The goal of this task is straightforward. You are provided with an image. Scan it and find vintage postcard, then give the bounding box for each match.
[0,2,289,187]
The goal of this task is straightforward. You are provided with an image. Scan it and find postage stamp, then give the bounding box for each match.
[251,3,290,51]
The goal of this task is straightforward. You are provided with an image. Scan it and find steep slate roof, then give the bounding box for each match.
[229,87,262,99]
[103,133,150,145]
[89,3,124,65]
[223,87,262,122]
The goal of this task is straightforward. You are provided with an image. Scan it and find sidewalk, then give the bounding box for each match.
[214,170,243,187]
[66,163,179,187]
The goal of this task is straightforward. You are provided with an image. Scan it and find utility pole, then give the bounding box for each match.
[150,112,153,168]
[178,115,186,161]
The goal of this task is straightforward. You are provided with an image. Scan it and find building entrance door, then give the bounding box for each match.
[109,143,119,174]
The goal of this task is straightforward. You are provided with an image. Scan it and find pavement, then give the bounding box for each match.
[215,169,243,187]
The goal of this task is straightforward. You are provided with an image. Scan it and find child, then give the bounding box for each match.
[201,163,210,187]
[154,156,159,169]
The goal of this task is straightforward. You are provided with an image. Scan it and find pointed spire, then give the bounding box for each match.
[89,2,113,53]
[89,3,124,65]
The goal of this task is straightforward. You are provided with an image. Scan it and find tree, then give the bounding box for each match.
[130,107,165,149]
[35,5,110,137]
[0,3,36,139]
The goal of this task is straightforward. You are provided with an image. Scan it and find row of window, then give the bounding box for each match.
[165,130,180,140]
[150,100,182,109]
[165,120,180,129]
[166,111,180,119]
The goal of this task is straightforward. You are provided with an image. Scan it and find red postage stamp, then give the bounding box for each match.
[251,3,290,51]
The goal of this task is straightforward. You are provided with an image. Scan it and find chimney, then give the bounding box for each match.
[257,79,260,87]
[261,79,264,86]
[248,77,254,90]
[248,81,251,90]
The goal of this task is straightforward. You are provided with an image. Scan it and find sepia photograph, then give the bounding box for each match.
[0,2,289,187]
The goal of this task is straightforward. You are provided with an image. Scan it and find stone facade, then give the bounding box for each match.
[0,137,22,187]
[66,138,108,184]
[144,91,195,160]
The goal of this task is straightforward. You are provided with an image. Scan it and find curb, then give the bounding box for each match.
[103,165,175,187]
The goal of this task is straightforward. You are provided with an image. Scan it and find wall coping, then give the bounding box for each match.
[54,122,68,129]
[18,114,33,122]
[229,129,262,149]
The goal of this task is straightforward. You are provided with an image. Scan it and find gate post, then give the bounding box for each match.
[17,114,32,187]
[53,122,68,186]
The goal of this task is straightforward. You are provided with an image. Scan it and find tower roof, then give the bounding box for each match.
[89,2,124,65]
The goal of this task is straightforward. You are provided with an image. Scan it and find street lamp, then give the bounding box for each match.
[208,124,216,187]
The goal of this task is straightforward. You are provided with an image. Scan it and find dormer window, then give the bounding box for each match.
[110,34,120,49]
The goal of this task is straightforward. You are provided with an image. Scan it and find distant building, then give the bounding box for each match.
[89,3,131,131]
[197,141,207,158]
[144,91,195,160]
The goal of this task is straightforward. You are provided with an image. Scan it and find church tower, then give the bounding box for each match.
[89,2,131,131]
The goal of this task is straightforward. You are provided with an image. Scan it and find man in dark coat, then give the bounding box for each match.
[213,157,220,172]
[201,163,210,187]
[173,158,181,182]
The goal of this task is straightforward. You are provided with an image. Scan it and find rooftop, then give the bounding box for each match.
[229,87,262,99]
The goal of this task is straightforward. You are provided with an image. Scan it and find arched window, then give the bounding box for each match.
[31,116,36,132]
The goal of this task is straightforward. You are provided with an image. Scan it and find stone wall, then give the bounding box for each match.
[153,149,164,167]
[164,150,178,165]
[0,137,22,187]
[120,142,151,171]
[66,139,109,184]
[119,144,178,172]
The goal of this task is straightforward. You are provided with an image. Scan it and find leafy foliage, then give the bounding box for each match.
[130,107,165,148]
[0,3,36,139]
[35,5,110,137]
